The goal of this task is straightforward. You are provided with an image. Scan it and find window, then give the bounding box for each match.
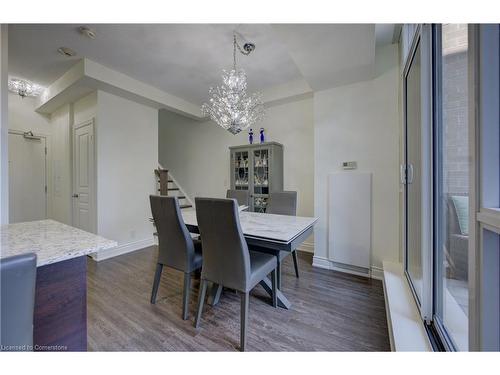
[433,24,469,351]
[401,24,500,351]
[402,23,500,351]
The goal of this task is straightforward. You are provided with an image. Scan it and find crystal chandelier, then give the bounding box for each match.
[202,34,265,135]
[8,78,44,98]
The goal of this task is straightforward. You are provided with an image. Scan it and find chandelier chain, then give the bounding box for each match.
[233,33,252,70]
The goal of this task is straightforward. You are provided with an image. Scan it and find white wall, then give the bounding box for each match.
[158,96,315,250]
[96,90,158,250]
[48,92,97,225]
[313,44,400,274]
[73,91,97,126]
[1,25,8,224]
[42,90,157,256]
[8,94,51,134]
[50,104,72,224]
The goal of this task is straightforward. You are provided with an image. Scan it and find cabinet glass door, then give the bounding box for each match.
[233,151,249,191]
[253,148,269,213]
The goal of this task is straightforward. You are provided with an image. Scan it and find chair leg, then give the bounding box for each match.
[194,279,208,329]
[150,263,163,304]
[271,269,277,308]
[182,272,191,320]
[240,292,249,352]
[292,250,300,278]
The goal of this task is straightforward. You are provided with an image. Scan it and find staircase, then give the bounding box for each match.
[154,168,192,209]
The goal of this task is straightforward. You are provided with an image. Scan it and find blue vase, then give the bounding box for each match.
[248,129,253,144]
[259,128,265,143]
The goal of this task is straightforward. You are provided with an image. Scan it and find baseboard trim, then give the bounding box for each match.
[297,241,314,253]
[91,237,155,261]
[371,266,384,280]
[312,255,383,280]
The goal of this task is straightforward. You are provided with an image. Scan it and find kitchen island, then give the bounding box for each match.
[0,219,116,351]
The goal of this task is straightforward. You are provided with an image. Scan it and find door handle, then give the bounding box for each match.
[72,193,79,198]
[407,164,414,184]
[400,164,415,185]
[400,164,406,185]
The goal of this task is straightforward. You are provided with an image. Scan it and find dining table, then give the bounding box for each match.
[181,209,317,309]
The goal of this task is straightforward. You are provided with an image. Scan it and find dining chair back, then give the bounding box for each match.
[0,253,37,351]
[226,189,250,207]
[267,191,297,216]
[195,197,251,291]
[149,195,203,320]
[262,190,300,282]
[194,197,277,351]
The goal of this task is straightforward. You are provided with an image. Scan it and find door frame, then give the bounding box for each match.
[8,129,51,220]
[72,118,97,233]
[402,23,434,323]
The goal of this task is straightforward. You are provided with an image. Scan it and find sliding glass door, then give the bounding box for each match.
[433,24,469,351]
[403,23,500,351]
[405,36,424,305]
[404,25,433,322]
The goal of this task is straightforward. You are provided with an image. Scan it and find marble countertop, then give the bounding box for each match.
[182,210,317,243]
[0,219,117,267]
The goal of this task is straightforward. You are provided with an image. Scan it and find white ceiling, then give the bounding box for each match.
[8,24,395,107]
[272,24,376,90]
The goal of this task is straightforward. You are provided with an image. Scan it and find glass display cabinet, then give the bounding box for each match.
[229,142,284,213]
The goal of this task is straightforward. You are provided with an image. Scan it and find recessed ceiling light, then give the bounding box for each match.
[79,26,96,39]
[57,47,77,57]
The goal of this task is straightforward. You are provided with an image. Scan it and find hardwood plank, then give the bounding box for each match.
[87,246,390,351]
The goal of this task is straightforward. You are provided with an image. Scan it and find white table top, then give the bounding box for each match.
[181,209,317,243]
[0,219,117,267]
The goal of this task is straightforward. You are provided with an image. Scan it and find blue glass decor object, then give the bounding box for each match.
[248,128,254,144]
[259,128,265,143]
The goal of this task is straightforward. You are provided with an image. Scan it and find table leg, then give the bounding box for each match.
[259,277,291,309]
[207,282,223,306]
[277,257,282,290]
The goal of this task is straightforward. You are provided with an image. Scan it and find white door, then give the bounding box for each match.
[8,132,47,223]
[72,120,95,233]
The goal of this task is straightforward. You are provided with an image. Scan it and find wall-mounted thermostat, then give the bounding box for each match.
[342,161,357,170]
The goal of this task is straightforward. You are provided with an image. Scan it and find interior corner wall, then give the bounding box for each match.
[158,96,315,249]
[49,92,96,226]
[1,24,9,224]
[313,43,401,272]
[96,90,158,248]
[50,103,72,225]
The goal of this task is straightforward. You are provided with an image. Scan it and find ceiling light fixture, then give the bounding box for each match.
[79,26,96,39]
[201,33,264,135]
[57,46,77,57]
[8,78,44,98]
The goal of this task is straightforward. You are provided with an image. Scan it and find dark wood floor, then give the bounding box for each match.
[87,246,390,351]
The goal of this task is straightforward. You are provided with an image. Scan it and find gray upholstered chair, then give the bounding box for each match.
[266,191,299,282]
[0,253,37,351]
[226,189,250,207]
[194,197,277,351]
[149,195,202,320]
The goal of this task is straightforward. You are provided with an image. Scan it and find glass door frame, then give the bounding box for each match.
[403,23,434,323]
[430,23,465,351]
[471,23,500,351]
